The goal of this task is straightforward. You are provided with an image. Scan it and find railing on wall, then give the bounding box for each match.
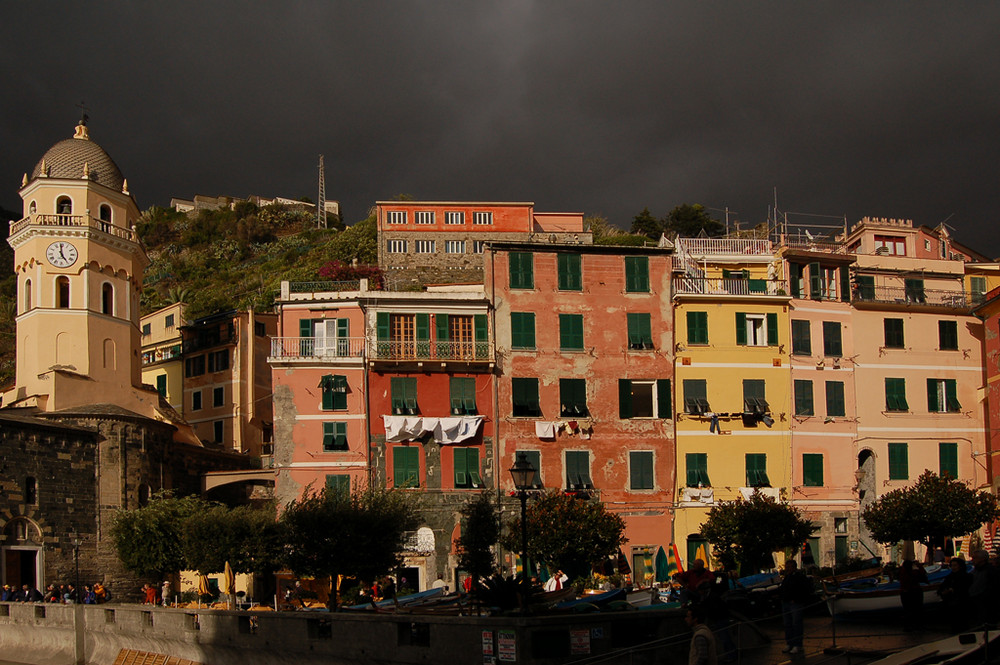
[852,285,970,308]
[369,340,492,362]
[10,214,138,242]
[269,336,366,359]
[673,277,787,296]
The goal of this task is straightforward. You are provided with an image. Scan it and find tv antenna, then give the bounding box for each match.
[317,154,327,229]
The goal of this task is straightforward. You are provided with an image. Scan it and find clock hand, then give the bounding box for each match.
[59,246,67,260]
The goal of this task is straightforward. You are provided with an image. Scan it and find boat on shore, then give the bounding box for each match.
[823,564,953,616]
[867,631,999,665]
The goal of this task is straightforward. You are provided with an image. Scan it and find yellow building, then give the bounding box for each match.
[141,302,187,414]
[671,237,792,567]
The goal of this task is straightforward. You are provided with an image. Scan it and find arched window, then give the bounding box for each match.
[56,276,70,308]
[56,196,72,215]
[28,200,37,214]
[23,278,31,313]
[99,204,112,223]
[102,283,114,315]
[138,484,151,507]
[24,477,37,505]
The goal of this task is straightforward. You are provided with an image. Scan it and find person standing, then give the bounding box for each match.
[968,549,998,627]
[685,604,719,665]
[898,560,927,631]
[161,580,172,607]
[779,560,812,655]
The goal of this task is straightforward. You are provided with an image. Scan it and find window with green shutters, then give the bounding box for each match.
[393,446,420,488]
[905,278,926,303]
[746,453,770,487]
[927,379,961,412]
[789,263,804,298]
[743,379,767,413]
[520,450,543,488]
[322,422,348,451]
[510,312,536,350]
[320,374,348,410]
[512,378,541,417]
[683,379,710,414]
[325,474,350,493]
[559,378,588,416]
[559,314,584,351]
[627,313,654,349]
[566,450,593,489]
[687,311,708,345]
[823,321,842,357]
[618,379,671,419]
[794,380,814,416]
[391,377,418,415]
[802,454,824,487]
[557,253,582,291]
[736,312,777,346]
[939,443,958,478]
[509,252,534,289]
[450,377,477,415]
[888,443,909,480]
[453,447,483,488]
[825,381,846,417]
[629,451,654,490]
[624,256,650,293]
[155,374,167,397]
[885,378,908,412]
[791,320,811,355]
[971,276,987,305]
[686,453,710,487]
[938,320,959,351]
[856,275,876,301]
[884,319,904,348]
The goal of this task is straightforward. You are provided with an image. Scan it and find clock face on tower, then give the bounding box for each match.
[46,241,78,268]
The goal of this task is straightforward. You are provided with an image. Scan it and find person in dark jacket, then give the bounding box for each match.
[898,560,927,631]
[938,557,971,632]
[779,560,812,655]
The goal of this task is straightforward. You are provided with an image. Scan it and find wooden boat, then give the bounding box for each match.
[867,631,999,665]
[823,564,952,616]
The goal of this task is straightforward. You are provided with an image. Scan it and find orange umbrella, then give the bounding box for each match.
[224,562,236,609]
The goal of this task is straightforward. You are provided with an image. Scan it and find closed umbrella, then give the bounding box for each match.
[224,562,236,609]
[696,543,710,568]
[655,546,671,582]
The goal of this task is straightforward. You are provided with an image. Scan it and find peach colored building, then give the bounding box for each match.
[140,302,187,414]
[486,243,675,582]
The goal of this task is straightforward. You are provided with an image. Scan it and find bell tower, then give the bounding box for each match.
[7,116,149,411]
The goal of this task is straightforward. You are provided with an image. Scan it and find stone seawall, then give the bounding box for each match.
[0,602,687,665]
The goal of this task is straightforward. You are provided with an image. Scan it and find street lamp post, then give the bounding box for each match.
[509,452,534,614]
[72,538,81,604]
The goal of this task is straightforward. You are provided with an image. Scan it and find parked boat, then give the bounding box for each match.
[868,631,999,665]
[823,564,952,616]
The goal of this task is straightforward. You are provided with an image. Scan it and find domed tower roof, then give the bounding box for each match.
[30,118,126,192]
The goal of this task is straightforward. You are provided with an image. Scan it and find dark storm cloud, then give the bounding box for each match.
[3,2,999,255]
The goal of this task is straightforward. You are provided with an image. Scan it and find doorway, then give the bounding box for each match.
[3,548,40,589]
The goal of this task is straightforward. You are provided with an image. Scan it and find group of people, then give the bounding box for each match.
[141,581,172,606]
[1,582,109,604]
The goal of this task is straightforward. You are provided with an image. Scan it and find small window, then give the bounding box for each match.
[557,253,582,291]
[387,239,408,253]
[802,454,824,487]
[888,443,909,480]
[393,446,420,488]
[939,443,958,478]
[885,378,908,412]
[445,240,466,254]
[736,313,772,347]
[142,323,151,336]
[509,252,534,289]
[927,379,961,413]
[56,276,70,308]
[445,211,465,225]
[512,378,541,417]
[323,422,348,451]
[213,420,224,443]
[23,278,32,312]
[745,454,769,487]
[414,240,436,254]
[386,211,407,225]
[473,240,486,254]
[794,380,814,416]
[450,377,477,415]
[742,379,768,414]
[566,450,593,490]
[414,211,435,225]
[685,453,710,487]
[254,321,266,336]
[904,279,926,303]
[208,350,229,372]
[884,319,905,348]
[319,374,349,410]
[99,204,112,223]
[826,381,846,417]
[629,451,654,490]
[791,320,811,355]
[627,313,654,350]
[155,374,167,397]
[624,256,649,293]
[510,313,536,350]
[683,379,710,415]
[559,314,584,351]
[165,314,175,329]
[326,475,350,492]
[518,451,543,488]
[24,477,37,505]
[213,386,224,407]
[185,355,205,377]
[822,321,842,356]
[192,390,202,411]
[619,379,670,419]
[473,211,493,225]
[28,200,37,214]
[391,377,418,415]
[56,196,72,215]
[938,320,958,351]
[559,378,588,416]
[453,447,483,488]
[102,283,114,315]
[686,311,708,345]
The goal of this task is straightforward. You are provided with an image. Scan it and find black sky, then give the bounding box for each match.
[3,2,999,255]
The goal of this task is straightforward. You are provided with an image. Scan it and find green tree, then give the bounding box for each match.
[664,204,725,238]
[502,491,626,581]
[699,490,816,573]
[457,492,500,585]
[629,207,663,240]
[110,492,210,577]
[862,471,999,546]
[281,485,418,606]
[181,504,286,575]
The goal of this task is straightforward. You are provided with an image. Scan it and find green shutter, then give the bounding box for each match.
[927,378,941,412]
[559,314,584,350]
[625,256,649,292]
[618,379,632,419]
[735,312,747,346]
[808,263,821,300]
[416,313,430,340]
[454,448,468,487]
[945,379,961,411]
[656,379,671,418]
[321,373,335,410]
[791,320,811,355]
[474,314,487,341]
[939,443,958,478]
[630,451,653,490]
[156,374,167,397]
[766,312,778,346]
[686,453,709,487]
[789,263,803,298]
[884,319,904,348]
[825,381,846,417]
[560,378,587,416]
[510,252,534,289]
[840,266,851,302]
[687,311,708,345]
[746,454,768,487]
[511,312,535,349]
[888,443,908,480]
[803,454,824,487]
[325,474,350,492]
[794,380,814,416]
[823,321,842,356]
[857,275,875,300]
[512,378,540,417]
[394,447,419,487]
[436,314,450,341]
[300,318,314,337]
[558,253,582,291]
[376,312,390,341]
[939,320,958,350]
[886,378,908,411]
[627,313,653,349]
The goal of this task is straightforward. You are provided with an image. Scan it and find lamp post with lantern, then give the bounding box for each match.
[509,452,535,614]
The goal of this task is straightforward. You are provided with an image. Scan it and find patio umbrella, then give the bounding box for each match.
[671,543,685,574]
[655,546,671,582]
[695,543,710,567]
[223,561,236,609]
[616,550,631,575]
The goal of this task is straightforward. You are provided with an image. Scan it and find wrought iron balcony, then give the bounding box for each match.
[10,213,138,242]
[673,277,788,297]
[270,336,366,360]
[852,284,971,308]
[369,340,493,363]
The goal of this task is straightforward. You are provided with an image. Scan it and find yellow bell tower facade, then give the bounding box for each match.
[7,117,149,411]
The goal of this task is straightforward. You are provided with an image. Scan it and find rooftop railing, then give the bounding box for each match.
[852,284,971,308]
[676,237,773,256]
[10,214,138,242]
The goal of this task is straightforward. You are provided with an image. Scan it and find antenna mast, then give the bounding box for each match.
[317,154,326,229]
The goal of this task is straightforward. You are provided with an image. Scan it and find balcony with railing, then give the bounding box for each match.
[269,336,366,360]
[9,213,138,242]
[369,339,493,363]
[852,284,971,309]
[673,277,788,297]
[676,237,773,257]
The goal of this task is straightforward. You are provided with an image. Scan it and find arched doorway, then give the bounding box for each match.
[856,449,878,559]
[2,517,44,590]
